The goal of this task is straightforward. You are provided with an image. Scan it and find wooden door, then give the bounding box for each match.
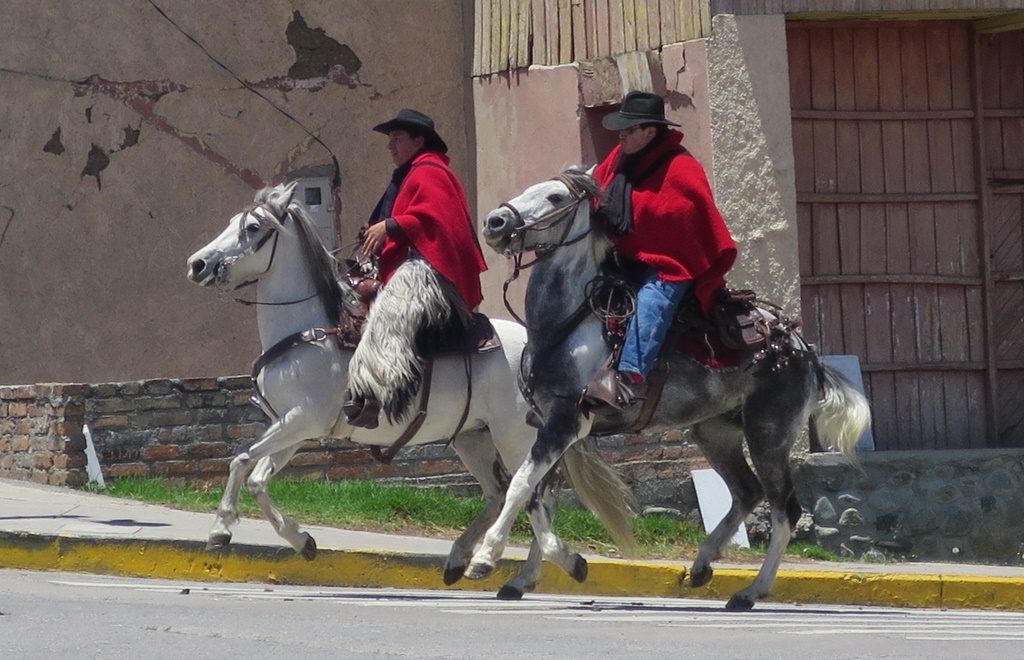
[982,29,1024,446]
[789,21,1024,450]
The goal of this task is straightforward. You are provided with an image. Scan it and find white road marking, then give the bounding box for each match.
[908,636,1024,642]
[49,577,1024,643]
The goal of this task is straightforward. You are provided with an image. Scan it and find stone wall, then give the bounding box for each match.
[794,450,1024,564]
[0,377,709,510]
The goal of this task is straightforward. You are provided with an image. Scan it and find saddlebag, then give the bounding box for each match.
[713,288,771,352]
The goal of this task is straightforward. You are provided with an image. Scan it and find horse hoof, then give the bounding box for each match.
[443,565,466,585]
[301,535,318,561]
[464,562,494,580]
[725,594,756,611]
[206,532,232,551]
[571,554,589,583]
[689,564,713,588]
[496,585,525,600]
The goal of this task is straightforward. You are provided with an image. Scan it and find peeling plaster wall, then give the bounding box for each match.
[705,14,801,317]
[0,1,471,384]
[660,42,714,175]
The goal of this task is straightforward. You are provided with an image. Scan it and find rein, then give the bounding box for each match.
[496,172,605,423]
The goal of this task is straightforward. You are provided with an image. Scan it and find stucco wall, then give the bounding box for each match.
[0,0,472,385]
[660,42,714,175]
[471,66,586,320]
[705,14,801,317]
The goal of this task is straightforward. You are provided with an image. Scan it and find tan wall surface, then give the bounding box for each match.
[471,65,586,320]
[706,13,801,317]
[0,0,471,384]
[660,42,714,174]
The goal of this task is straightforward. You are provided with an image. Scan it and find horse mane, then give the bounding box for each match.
[252,185,357,325]
[561,166,602,201]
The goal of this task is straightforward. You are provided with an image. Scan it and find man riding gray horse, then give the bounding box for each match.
[475,92,871,609]
[584,91,737,412]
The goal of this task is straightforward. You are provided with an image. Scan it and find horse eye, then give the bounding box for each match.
[245,223,260,233]
[546,193,564,204]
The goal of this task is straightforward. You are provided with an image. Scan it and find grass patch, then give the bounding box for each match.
[91,477,835,562]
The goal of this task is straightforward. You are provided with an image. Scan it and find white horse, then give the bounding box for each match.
[185,183,635,599]
[469,169,871,609]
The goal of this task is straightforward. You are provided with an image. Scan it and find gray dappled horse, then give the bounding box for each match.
[186,183,635,599]
[471,169,871,610]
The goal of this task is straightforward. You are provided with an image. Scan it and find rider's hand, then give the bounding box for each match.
[360,220,388,257]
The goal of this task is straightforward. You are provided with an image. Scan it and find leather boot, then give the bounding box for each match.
[342,389,381,429]
[582,368,646,412]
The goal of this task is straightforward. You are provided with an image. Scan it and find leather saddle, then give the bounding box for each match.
[591,256,773,366]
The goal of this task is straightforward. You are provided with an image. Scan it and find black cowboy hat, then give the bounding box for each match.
[601,91,680,131]
[373,108,448,154]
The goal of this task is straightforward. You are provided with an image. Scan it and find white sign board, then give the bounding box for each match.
[692,468,749,548]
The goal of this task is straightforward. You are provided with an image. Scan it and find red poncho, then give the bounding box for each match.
[593,130,737,314]
[378,151,487,309]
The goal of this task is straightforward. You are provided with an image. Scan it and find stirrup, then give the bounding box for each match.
[343,392,381,429]
[582,368,645,412]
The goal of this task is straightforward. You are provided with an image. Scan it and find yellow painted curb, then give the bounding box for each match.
[1,532,1022,610]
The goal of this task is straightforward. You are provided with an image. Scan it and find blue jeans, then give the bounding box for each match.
[618,271,693,378]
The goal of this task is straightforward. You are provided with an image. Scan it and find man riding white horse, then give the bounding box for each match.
[583,91,737,411]
[343,109,488,428]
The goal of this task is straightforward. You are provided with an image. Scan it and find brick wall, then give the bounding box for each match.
[0,377,708,509]
[0,384,90,486]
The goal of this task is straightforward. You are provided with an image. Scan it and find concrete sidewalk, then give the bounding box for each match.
[2,478,1023,610]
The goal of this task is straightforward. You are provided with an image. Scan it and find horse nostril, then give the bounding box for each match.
[486,214,506,231]
[191,259,206,278]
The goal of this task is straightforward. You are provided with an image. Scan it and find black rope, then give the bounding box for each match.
[146,0,341,192]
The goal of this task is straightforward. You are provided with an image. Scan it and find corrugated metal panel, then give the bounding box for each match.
[473,0,711,76]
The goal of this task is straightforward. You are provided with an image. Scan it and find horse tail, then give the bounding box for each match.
[348,257,452,423]
[561,439,638,555]
[813,364,872,461]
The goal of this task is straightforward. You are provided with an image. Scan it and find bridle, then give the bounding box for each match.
[219,204,319,308]
[495,173,605,425]
[222,201,339,421]
[498,173,596,261]
[497,173,597,325]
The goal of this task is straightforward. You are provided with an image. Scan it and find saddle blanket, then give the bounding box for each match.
[673,328,744,369]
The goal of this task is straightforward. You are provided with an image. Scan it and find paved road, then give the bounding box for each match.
[3,569,1023,659]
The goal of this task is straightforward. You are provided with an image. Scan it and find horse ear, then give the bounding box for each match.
[266,182,298,218]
